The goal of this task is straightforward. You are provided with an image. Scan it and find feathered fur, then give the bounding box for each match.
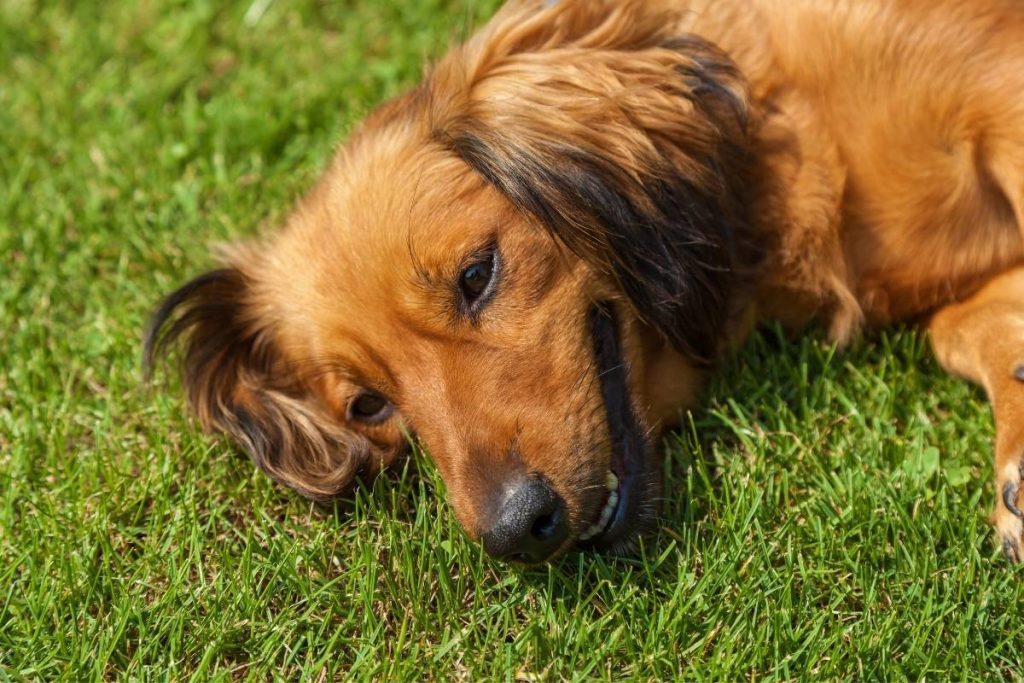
[146,0,1024,560]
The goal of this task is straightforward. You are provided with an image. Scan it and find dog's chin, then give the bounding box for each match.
[576,304,659,554]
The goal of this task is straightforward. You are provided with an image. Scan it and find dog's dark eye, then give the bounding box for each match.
[349,391,392,423]
[460,252,495,304]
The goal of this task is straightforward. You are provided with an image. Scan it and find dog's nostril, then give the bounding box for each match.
[531,510,561,541]
[480,477,569,563]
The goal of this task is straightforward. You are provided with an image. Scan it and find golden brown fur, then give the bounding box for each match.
[146,0,1024,561]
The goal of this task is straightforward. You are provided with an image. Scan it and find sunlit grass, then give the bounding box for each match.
[2,1,1021,679]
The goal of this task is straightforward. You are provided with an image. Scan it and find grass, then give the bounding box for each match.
[2,0,1023,679]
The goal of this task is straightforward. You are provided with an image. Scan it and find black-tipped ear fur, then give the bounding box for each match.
[433,5,752,364]
[144,268,388,500]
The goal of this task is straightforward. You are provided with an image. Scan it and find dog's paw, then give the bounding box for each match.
[995,466,1023,563]
[993,365,1024,563]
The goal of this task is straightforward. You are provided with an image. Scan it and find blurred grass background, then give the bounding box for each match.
[1,0,1022,679]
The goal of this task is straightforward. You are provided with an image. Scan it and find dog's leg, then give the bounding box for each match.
[929,267,1024,561]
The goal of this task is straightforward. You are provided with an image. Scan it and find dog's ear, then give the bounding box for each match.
[143,267,393,500]
[432,0,751,364]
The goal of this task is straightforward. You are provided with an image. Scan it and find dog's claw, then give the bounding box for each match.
[1004,537,1021,563]
[1015,365,1024,382]
[995,449,1024,563]
[1004,481,1023,518]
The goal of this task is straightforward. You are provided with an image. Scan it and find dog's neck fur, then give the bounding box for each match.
[675,0,876,347]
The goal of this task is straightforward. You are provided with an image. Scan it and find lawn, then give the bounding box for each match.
[2,0,1022,679]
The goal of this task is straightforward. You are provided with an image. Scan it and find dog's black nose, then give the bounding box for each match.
[481,477,568,564]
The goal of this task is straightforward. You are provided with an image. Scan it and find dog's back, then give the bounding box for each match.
[686,0,1024,334]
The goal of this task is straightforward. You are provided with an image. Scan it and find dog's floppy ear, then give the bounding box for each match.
[143,267,390,500]
[432,0,751,364]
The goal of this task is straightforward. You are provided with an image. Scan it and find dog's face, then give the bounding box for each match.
[146,0,750,563]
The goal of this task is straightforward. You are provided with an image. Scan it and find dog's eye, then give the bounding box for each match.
[349,391,392,423]
[460,252,495,304]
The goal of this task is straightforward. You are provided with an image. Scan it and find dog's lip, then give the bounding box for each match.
[577,304,652,551]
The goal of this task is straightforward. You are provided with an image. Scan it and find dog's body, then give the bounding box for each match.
[686,0,1024,557]
[693,0,1024,337]
[147,0,1024,562]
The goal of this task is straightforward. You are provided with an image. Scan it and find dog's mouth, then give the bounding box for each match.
[577,304,656,552]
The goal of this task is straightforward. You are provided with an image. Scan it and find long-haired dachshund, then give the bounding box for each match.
[145,0,1024,564]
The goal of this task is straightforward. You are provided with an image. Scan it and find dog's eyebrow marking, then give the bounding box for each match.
[405,159,433,288]
[404,164,473,292]
[284,356,348,382]
[407,233,431,290]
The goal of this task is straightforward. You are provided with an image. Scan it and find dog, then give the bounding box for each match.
[144,0,1024,564]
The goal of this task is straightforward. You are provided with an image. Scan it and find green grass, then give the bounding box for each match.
[2,1,1022,679]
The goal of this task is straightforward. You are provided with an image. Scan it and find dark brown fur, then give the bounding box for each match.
[146,0,1024,560]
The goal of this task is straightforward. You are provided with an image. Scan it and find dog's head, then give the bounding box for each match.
[145,0,750,563]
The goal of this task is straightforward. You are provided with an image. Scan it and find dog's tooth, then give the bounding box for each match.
[579,489,621,542]
[598,491,618,527]
[606,472,619,492]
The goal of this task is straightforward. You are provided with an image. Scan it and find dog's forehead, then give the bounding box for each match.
[319,137,498,263]
[261,131,515,356]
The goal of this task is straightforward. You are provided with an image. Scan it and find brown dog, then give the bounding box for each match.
[145,0,1024,563]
